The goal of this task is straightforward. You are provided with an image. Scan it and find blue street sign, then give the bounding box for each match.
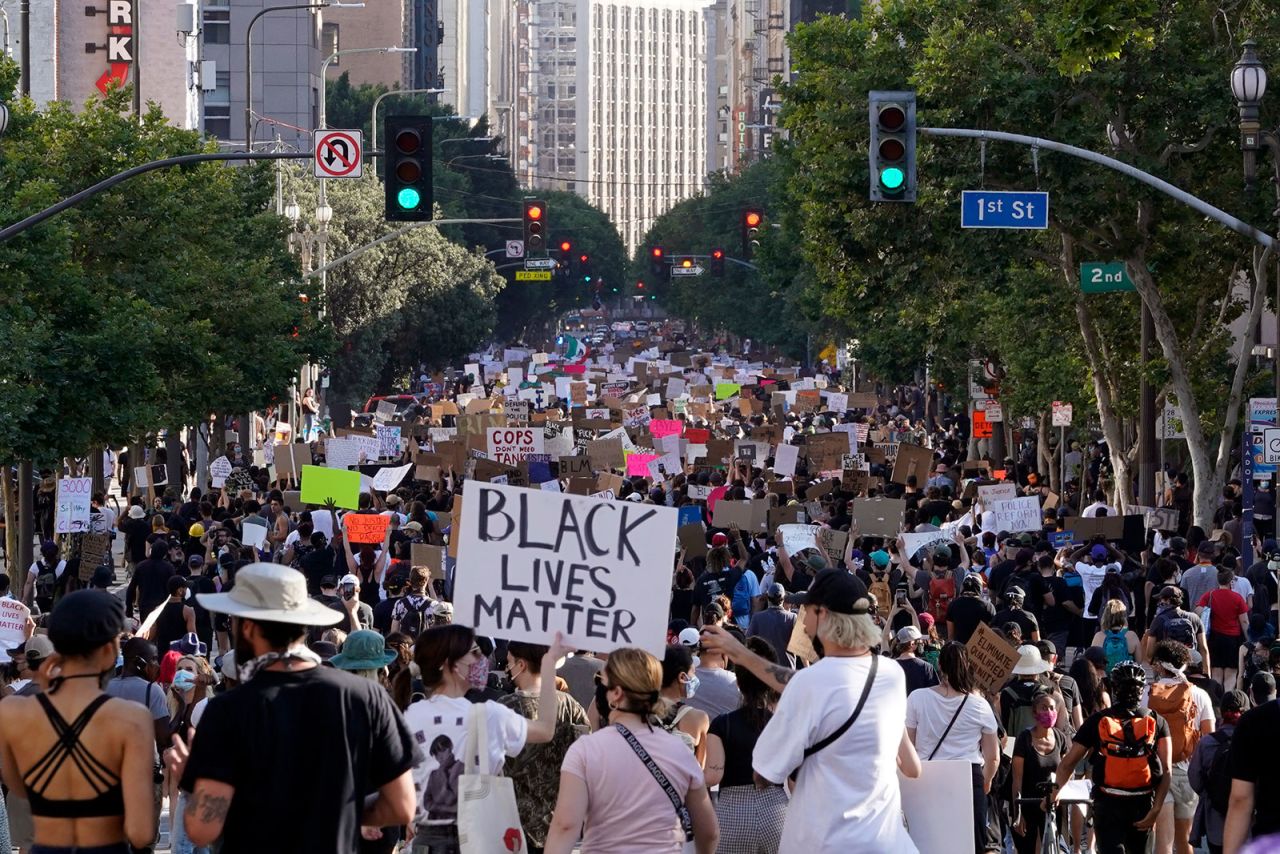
[961,190,1049,229]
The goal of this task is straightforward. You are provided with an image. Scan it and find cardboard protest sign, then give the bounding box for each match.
[272,443,313,479]
[344,512,390,545]
[453,481,678,655]
[712,500,755,529]
[778,524,819,555]
[787,605,820,664]
[376,425,402,459]
[900,761,976,854]
[370,463,413,493]
[411,543,446,583]
[966,621,1020,694]
[0,598,30,661]
[805,479,838,502]
[486,427,545,465]
[678,523,708,557]
[375,400,397,421]
[300,465,361,510]
[773,444,799,478]
[688,484,713,500]
[77,533,111,582]
[849,392,878,409]
[890,444,934,485]
[768,505,804,532]
[987,496,1041,533]
[55,477,92,534]
[977,483,1017,505]
[557,456,592,478]
[133,464,167,489]
[805,434,850,472]
[851,497,907,538]
[900,529,955,559]
[817,528,848,565]
[1146,507,1179,532]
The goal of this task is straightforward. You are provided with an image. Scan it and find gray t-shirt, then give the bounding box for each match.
[105,675,170,722]
[557,654,605,713]
[1181,565,1220,614]
[686,665,741,719]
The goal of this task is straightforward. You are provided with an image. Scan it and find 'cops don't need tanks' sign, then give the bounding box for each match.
[454,481,676,655]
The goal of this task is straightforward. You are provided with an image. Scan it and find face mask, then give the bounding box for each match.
[1034,709,1058,729]
[683,674,700,698]
[466,656,490,691]
[594,680,612,722]
[173,671,197,692]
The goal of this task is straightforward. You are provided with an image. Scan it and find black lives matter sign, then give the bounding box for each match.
[454,481,677,655]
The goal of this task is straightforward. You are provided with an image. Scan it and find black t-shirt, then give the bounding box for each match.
[945,595,995,643]
[119,517,151,562]
[694,567,743,609]
[372,597,398,637]
[1013,727,1066,797]
[988,559,1018,597]
[181,666,414,854]
[896,655,940,695]
[993,607,1039,641]
[1229,699,1280,837]
[128,559,175,617]
[1039,575,1073,634]
[708,707,772,788]
[1007,570,1048,616]
[299,546,338,595]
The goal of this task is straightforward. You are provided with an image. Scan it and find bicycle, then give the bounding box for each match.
[1016,780,1092,854]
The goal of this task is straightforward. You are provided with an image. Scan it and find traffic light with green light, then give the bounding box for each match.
[868,91,916,202]
[579,254,591,283]
[384,115,434,220]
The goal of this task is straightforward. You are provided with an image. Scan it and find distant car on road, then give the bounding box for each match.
[354,394,422,428]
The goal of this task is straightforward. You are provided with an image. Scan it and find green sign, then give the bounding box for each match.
[1080,262,1135,293]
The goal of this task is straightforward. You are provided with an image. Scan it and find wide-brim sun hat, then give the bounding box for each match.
[196,562,343,626]
[1011,644,1052,675]
[331,629,398,671]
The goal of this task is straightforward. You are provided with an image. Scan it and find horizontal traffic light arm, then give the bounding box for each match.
[301,217,521,279]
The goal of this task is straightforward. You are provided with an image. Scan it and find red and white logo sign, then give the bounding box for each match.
[94,0,134,95]
[313,130,363,178]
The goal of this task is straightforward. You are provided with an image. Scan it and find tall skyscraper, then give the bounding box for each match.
[705,0,788,173]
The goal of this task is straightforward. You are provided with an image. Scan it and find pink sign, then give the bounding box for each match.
[559,363,587,375]
[650,419,684,439]
[626,453,660,477]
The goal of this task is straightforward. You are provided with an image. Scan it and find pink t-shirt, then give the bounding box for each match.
[561,724,705,854]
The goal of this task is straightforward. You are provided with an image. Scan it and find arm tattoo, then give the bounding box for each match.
[765,664,795,686]
[195,792,231,823]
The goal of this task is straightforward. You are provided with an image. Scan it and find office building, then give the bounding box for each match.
[321,0,414,90]
[706,0,787,173]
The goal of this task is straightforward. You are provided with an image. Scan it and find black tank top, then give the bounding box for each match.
[152,600,188,652]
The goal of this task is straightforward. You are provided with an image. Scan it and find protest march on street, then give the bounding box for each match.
[0,323,1277,854]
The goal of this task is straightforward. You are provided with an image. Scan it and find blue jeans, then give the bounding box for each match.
[172,791,212,854]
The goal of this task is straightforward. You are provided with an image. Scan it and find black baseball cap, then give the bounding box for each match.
[786,569,871,615]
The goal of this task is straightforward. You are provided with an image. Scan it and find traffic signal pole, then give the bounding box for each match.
[919,127,1277,249]
[301,217,521,279]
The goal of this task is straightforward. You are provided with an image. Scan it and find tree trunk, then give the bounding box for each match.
[2,466,17,573]
[1037,412,1058,493]
[1063,237,1133,513]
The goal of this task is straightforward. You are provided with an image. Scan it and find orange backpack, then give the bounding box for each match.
[1092,711,1160,792]
[928,575,955,623]
[1147,682,1200,763]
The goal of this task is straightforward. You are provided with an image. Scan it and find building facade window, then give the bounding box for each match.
[203,7,230,44]
[322,23,339,60]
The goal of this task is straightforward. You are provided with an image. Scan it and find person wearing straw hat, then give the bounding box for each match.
[167,563,415,853]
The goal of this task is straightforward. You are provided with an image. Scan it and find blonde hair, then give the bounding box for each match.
[168,654,215,719]
[817,611,881,650]
[322,628,347,647]
[603,647,664,717]
[1101,598,1128,632]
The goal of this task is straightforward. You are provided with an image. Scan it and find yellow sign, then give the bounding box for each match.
[515,270,553,281]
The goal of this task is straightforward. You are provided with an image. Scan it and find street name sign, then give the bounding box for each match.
[960,190,1048,229]
[671,266,704,277]
[1080,262,1136,293]
[525,258,557,270]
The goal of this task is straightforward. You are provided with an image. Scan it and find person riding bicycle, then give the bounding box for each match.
[1053,661,1173,854]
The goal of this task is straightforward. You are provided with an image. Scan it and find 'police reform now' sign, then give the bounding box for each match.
[454,481,678,655]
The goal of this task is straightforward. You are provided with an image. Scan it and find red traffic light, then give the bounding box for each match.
[579,254,588,263]
[744,211,762,228]
[559,240,571,252]
[651,247,663,258]
[712,249,724,260]
[526,204,543,220]
[637,281,645,288]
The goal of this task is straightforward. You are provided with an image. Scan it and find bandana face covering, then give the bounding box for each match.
[239,645,322,682]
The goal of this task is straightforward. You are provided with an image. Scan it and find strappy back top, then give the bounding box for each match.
[23,694,125,819]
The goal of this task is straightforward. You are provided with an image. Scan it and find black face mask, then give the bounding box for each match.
[594,680,612,723]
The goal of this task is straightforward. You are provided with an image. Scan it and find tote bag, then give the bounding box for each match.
[458,703,529,854]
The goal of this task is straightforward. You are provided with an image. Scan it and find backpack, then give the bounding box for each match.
[1091,709,1160,792]
[868,571,892,615]
[662,703,698,752]
[1103,629,1133,674]
[1207,730,1235,814]
[1161,608,1197,648]
[928,575,955,623]
[397,594,434,639]
[1001,680,1039,739]
[34,561,58,603]
[1147,681,1200,763]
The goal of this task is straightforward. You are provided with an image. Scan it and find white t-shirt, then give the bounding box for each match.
[1140,676,1214,769]
[1081,502,1116,518]
[754,655,918,852]
[402,696,527,829]
[1074,562,1115,619]
[905,688,997,764]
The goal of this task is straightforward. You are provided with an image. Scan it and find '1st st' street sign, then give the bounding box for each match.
[960,190,1049,230]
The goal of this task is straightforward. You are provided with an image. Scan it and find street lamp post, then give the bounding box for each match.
[369,87,445,167]
[244,1,365,149]
[1231,39,1280,402]
[318,45,417,129]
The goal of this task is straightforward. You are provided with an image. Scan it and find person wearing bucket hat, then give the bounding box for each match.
[171,564,416,852]
[331,629,398,674]
[0,590,159,853]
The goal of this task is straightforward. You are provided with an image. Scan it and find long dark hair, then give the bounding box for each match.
[390,624,473,710]
[734,637,779,732]
[938,642,977,695]
[1068,653,1107,716]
